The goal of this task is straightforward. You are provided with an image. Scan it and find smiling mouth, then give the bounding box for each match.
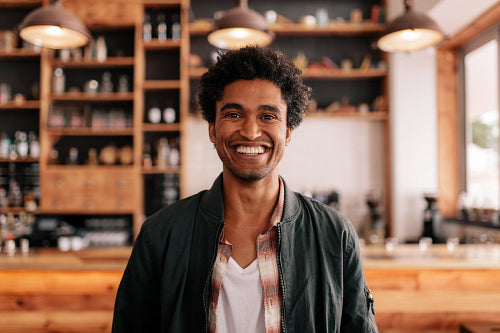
[235,145,266,154]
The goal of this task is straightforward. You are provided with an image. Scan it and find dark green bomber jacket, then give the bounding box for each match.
[112,173,378,332]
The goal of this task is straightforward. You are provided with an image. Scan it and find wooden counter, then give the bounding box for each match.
[363,244,500,333]
[0,248,130,333]
[0,245,499,333]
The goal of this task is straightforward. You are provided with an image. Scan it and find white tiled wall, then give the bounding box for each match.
[184,115,386,232]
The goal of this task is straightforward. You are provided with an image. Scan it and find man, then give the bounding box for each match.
[112,46,377,332]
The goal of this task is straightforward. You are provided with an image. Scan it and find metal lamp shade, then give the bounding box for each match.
[377,5,445,52]
[208,5,273,50]
[18,3,91,49]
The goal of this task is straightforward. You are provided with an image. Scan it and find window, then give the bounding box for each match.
[460,27,499,210]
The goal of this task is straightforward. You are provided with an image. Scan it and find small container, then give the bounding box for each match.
[52,67,65,94]
[163,107,176,123]
[419,237,432,252]
[5,239,16,256]
[315,8,329,26]
[20,238,29,256]
[148,106,161,123]
[58,236,71,252]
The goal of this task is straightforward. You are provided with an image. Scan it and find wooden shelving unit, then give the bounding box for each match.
[44,128,134,136]
[189,21,385,36]
[143,80,182,90]
[142,123,181,132]
[189,67,387,80]
[0,0,391,240]
[0,157,39,163]
[143,39,181,50]
[50,57,135,68]
[50,92,135,101]
[142,166,181,174]
[0,100,40,109]
[0,49,41,59]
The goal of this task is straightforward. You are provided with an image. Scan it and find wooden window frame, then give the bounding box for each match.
[437,3,500,217]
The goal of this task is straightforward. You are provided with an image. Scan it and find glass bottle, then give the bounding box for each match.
[96,36,107,63]
[157,138,169,168]
[422,192,440,242]
[118,75,129,93]
[171,13,181,40]
[15,131,28,158]
[168,138,180,167]
[52,67,65,94]
[100,72,113,93]
[157,13,167,42]
[67,147,79,165]
[0,131,11,158]
[8,179,23,207]
[28,131,40,159]
[143,13,152,42]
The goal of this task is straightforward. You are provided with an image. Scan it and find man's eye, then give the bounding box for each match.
[262,114,277,120]
[223,112,241,118]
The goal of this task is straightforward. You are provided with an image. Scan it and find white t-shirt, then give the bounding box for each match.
[216,257,265,333]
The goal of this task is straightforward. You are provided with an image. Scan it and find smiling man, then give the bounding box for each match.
[112,46,378,333]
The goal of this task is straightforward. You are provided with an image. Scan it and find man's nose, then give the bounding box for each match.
[239,118,262,141]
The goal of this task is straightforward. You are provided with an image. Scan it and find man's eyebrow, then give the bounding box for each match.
[258,105,282,114]
[219,103,282,115]
[220,103,243,112]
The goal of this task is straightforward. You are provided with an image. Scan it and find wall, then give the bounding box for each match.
[184,115,386,233]
[388,0,499,241]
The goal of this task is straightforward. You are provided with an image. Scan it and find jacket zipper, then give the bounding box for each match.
[203,220,225,332]
[277,224,287,333]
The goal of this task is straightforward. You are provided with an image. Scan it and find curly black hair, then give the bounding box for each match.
[197,46,312,129]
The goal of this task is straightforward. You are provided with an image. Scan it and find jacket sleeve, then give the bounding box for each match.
[340,227,378,332]
[112,221,162,332]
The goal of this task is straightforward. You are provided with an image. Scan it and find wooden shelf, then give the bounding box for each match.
[269,22,385,36]
[0,49,41,60]
[142,123,181,132]
[189,68,387,80]
[51,92,134,102]
[0,100,40,110]
[189,67,207,79]
[45,165,134,172]
[142,166,180,174]
[0,207,38,215]
[444,218,500,230]
[51,57,135,68]
[143,0,182,7]
[45,128,134,136]
[302,68,387,80]
[305,111,388,121]
[0,157,39,163]
[143,80,181,90]
[189,21,384,36]
[143,39,181,50]
[0,0,41,8]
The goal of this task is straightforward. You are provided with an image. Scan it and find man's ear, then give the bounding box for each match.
[209,123,216,143]
[285,127,292,146]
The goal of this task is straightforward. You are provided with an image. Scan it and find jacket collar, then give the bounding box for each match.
[199,173,300,224]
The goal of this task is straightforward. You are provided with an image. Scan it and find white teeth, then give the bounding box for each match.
[236,146,265,154]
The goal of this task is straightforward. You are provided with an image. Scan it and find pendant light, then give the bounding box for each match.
[17,0,91,49]
[208,0,273,50]
[377,0,445,53]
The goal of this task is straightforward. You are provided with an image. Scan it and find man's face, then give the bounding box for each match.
[209,79,291,182]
